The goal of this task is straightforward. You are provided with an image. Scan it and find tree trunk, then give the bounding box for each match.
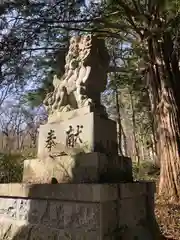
[114,87,123,155]
[151,127,159,166]
[147,36,180,201]
[129,89,140,165]
[121,125,128,156]
[157,86,180,201]
[141,140,145,162]
[157,34,180,201]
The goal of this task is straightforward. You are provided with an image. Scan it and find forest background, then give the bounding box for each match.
[1,0,180,238]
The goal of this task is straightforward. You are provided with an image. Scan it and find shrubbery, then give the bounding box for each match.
[0,147,37,183]
[0,152,24,183]
[133,161,160,181]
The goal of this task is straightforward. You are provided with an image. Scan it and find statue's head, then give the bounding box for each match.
[70,36,80,47]
[80,35,92,48]
[69,36,78,45]
[68,36,80,58]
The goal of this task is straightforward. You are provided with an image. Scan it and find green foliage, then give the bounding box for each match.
[133,161,160,181]
[0,153,24,183]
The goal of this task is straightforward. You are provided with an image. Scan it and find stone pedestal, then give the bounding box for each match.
[23,153,109,183]
[0,107,158,240]
[23,153,133,184]
[0,182,156,240]
[47,105,107,123]
[38,111,118,158]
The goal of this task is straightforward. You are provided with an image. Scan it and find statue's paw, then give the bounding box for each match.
[80,97,93,107]
[60,105,72,112]
[86,98,93,105]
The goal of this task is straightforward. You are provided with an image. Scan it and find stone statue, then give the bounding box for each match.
[43,34,110,117]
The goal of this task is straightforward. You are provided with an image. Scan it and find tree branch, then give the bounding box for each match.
[118,0,144,39]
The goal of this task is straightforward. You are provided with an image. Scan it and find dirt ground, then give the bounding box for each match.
[155,195,180,240]
[135,167,180,240]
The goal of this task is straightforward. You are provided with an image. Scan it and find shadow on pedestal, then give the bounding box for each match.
[9,181,165,240]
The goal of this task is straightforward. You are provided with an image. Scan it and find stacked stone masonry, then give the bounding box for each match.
[0,183,155,240]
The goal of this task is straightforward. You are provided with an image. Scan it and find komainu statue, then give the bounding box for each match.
[43,34,110,117]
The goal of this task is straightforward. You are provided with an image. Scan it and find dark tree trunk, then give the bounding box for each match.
[158,87,180,201]
[157,34,180,201]
[114,87,123,155]
[147,35,180,201]
[129,89,140,165]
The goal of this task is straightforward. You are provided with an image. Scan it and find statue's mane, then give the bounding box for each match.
[65,35,105,67]
[43,34,110,119]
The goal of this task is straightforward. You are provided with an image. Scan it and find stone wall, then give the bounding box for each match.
[0,182,156,240]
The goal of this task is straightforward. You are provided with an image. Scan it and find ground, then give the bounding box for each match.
[134,163,180,240]
[155,195,180,240]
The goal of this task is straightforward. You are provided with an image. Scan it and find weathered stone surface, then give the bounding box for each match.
[38,112,117,158]
[0,222,101,240]
[100,201,118,236]
[23,156,75,183]
[0,198,17,219]
[102,156,133,183]
[0,182,156,240]
[0,199,127,239]
[118,196,147,227]
[43,35,110,119]
[0,183,119,202]
[0,222,18,240]
[23,153,110,184]
[0,182,155,201]
[0,198,116,239]
[118,182,148,198]
[23,153,133,184]
[48,105,103,123]
[0,198,100,229]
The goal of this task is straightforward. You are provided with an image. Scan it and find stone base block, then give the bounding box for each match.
[47,105,107,123]
[0,182,156,240]
[105,155,133,183]
[38,112,117,158]
[23,153,133,184]
[23,153,108,183]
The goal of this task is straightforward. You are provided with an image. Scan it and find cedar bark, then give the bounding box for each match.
[156,85,180,201]
[147,35,180,201]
